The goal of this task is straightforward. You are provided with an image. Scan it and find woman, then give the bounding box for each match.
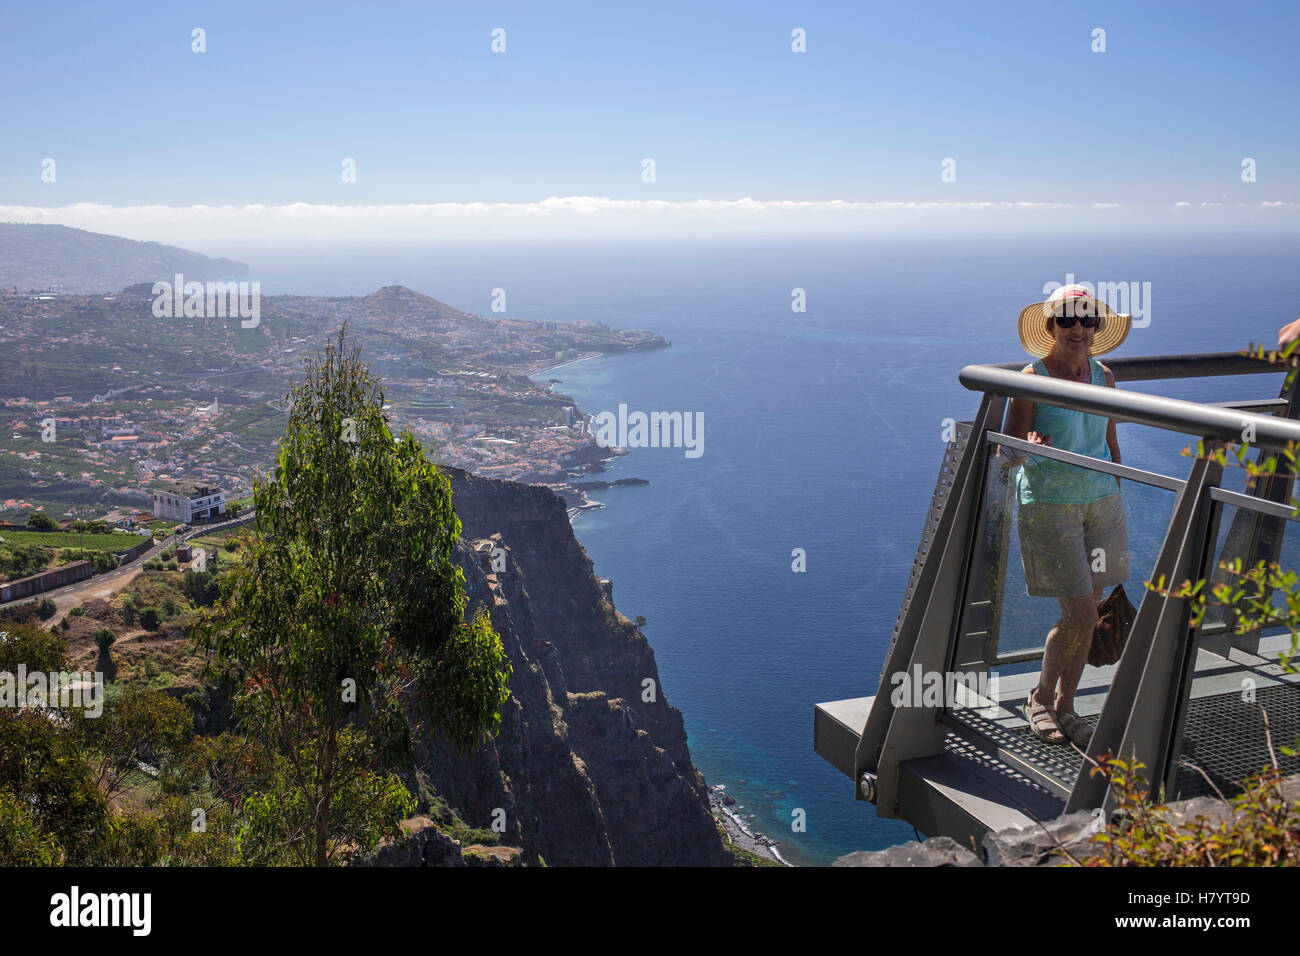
[1005,284,1132,747]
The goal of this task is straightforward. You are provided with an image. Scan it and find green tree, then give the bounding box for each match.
[194,328,511,865]
[26,512,57,531]
[68,687,194,802]
[182,567,222,608]
[139,607,161,631]
[0,624,108,862]
[0,791,62,865]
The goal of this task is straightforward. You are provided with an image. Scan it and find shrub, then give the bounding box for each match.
[0,543,50,581]
[164,561,178,572]
[35,598,56,620]
[0,792,62,865]
[68,606,84,617]
[181,569,221,607]
[90,552,118,573]
[92,629,117,654]
[139,607,161,631]
[162,598,178,618]
[1066,755,1300,866]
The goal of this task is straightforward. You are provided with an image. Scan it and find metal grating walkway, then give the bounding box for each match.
[948,707,1091,790]
[1174,684,1300,798]
[950,683,1300,797]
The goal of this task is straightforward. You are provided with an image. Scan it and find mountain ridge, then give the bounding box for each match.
[0,223,248,293]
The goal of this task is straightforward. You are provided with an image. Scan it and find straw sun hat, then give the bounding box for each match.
[1018,284,1131,358]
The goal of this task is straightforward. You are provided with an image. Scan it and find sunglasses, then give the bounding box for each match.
[1054,314,1101,329]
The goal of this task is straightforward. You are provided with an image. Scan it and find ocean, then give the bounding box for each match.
[243,232,1300,864]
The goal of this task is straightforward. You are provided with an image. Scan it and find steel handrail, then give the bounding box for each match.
[983,351,1289,382]
[960,362,1300,452]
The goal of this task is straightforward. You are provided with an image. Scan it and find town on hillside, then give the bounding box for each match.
[0,284,667,530]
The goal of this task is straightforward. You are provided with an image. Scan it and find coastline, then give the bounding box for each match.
[526,351,632,524]
[709,785,792,866]
[524,350,604,377]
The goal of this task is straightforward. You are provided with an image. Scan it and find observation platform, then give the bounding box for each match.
[815,351,1300,847]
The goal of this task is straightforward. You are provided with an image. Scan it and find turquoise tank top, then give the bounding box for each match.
[1014,357,1119,505]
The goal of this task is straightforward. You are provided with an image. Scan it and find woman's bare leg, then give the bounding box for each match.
[1032,592,1099,731]
[1054,587,1103,713]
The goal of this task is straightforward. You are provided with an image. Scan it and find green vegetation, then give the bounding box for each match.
[1,528,140,551]
[0,622,241,865]
[59,548,120,573]
[193,328,511,865]
[1066,757,1299,866]
[26,512,57,531]
[93,628,117,654]
[0,542,50,582]
[181,568,221,608]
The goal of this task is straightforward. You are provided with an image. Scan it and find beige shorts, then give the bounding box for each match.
[1018,492,1130,598]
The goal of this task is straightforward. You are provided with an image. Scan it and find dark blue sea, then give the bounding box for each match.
[243,233,1300,865]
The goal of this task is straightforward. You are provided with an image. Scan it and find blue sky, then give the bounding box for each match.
[1,0,1297,239]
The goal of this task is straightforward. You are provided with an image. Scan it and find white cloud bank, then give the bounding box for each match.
[0,197,1294,246]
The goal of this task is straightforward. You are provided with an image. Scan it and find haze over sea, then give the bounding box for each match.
[242,233,1300,865]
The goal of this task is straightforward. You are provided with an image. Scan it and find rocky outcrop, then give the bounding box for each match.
[834,774,1300,866]
[404,468,730,867]
[360,816,465,868]
[834,836,982,868]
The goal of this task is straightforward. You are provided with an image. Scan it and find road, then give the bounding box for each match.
[1,536,170,619]
[0,511,256,618]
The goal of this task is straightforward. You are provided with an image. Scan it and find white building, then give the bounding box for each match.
[151,481,226,523]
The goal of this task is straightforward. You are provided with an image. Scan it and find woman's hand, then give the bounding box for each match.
[998,431,1050,468]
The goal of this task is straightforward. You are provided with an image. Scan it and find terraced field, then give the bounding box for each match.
[0,529,142,551]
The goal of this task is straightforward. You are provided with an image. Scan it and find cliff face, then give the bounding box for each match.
[409,468,729,866]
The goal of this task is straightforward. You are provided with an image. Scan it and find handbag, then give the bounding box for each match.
[1088,584,1136,667]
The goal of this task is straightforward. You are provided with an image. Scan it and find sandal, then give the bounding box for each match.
[1022,692,1064,744]
[1056,710,1093,748]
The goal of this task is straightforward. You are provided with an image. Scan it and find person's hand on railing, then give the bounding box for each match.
[1001,431,1051,469]
[1279,317,1300,349]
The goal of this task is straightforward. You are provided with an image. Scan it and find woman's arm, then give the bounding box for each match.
[1103,364,1121,465]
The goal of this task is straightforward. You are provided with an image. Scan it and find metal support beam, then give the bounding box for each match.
[1067,448,1223,813]
[859,395,1002,815]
